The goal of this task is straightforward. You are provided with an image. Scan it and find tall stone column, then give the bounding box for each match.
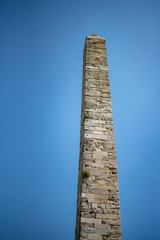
[75,35,122,240]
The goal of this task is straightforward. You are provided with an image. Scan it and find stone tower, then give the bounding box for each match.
[75,35,122,240]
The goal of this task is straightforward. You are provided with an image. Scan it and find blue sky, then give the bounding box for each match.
[0,0,160,239]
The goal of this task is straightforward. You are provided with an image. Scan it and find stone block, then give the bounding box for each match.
[81,217,101,224]
[96,213,118,220]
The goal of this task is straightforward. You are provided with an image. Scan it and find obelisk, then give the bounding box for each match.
[75,35,122,240]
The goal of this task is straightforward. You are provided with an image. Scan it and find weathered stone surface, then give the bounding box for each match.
[75,35,122,240]
[81,217,101,224]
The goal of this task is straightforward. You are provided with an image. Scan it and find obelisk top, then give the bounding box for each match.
[86,34,106,40]
[91,34,100,37]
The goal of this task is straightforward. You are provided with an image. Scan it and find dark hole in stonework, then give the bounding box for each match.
[102,235,110,240]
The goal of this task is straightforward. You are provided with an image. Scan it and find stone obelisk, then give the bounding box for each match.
[75,35,122,240]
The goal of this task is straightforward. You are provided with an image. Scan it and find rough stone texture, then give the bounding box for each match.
[75,35,122,240]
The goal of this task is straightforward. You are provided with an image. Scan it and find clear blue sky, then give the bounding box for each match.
[0,0,160,239]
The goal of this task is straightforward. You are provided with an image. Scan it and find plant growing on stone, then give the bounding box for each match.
[82,169,90,179]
